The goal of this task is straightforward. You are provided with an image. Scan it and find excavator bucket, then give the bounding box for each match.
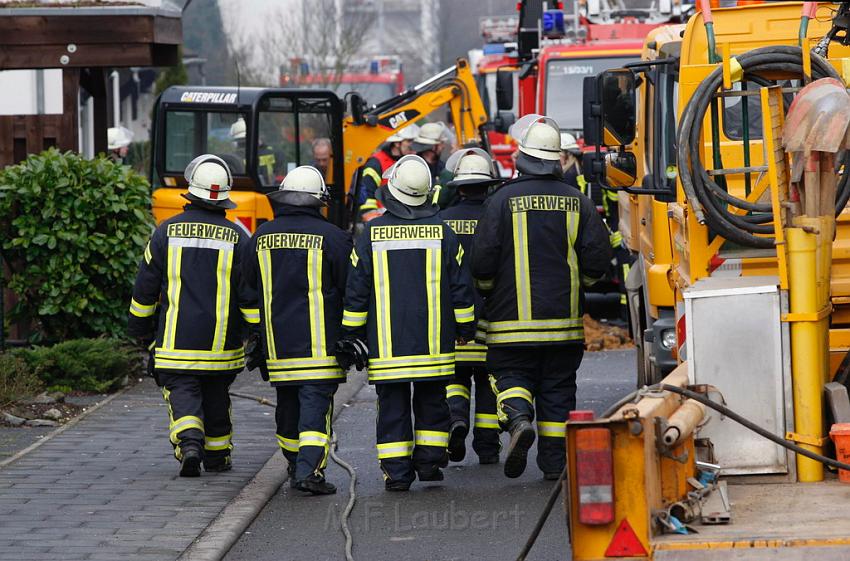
[783,77,850,154]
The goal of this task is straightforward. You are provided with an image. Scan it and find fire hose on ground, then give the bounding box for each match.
[229,391,358,561]
[515,382,850,561]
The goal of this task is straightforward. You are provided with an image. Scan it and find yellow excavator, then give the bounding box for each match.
[148,58,488,231]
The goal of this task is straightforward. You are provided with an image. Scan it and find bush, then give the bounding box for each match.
[0,352,43,407]
[0,149,155,341]
[16,338,142,393]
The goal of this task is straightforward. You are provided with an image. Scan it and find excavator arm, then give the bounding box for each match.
[341,57,489,188]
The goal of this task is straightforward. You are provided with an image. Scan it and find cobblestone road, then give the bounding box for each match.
[0,375,279,561]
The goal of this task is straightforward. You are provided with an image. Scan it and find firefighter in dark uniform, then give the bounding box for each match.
[128,155,253,477]
[439,148,502,465]
[341,154,476,491]
[471,116,612,480]
[356,124,419,222]
[243,166,352,495]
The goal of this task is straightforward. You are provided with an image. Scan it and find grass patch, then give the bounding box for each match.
[0,352,43,407]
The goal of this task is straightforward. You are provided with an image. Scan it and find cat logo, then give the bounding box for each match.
[179,91,238,104]
[389,112,409,130]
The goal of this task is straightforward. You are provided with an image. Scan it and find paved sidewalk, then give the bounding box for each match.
[0,374,282,561]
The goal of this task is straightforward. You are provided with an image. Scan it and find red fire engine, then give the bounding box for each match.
[497,1,690,138]
[280,55,405,104]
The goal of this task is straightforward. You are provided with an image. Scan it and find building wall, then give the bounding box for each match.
[0,70,64,116]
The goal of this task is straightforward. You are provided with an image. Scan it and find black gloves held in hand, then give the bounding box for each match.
[334,337,369,371]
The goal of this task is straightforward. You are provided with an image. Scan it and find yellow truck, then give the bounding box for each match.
[584,2,850,386]
[566,2,850,559]
[148,58,488,230]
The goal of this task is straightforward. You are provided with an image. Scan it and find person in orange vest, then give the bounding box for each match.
[356,124,419,223]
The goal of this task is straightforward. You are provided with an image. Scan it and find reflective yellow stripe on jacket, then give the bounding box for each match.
[154,347,246,372]
[130,298,156,318]
[486,318,583,346]
[163,245,183,349]
[368,353,455,382]
[211,247,234,352]
[258,248,276,360]
[266,356,344,383]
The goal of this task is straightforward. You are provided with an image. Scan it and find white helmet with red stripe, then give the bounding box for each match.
[184,154,236,209]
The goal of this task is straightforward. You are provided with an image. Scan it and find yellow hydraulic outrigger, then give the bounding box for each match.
[565,2,850,558]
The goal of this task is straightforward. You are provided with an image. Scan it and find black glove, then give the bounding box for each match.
[334,337,369,371]
[144,343,162,387]
[457,321,476,343]
[245,333,269,381]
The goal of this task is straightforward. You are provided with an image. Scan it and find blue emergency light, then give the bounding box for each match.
[370,60,380,74]
[483,43,507,55]
[542,10,566,37]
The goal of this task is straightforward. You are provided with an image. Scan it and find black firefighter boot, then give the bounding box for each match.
[204,455,232,473]
[504,416,535,479]
[295,473,337,495]
[287,460,297,489]
[179,446,202,478]
[448,420,469,462]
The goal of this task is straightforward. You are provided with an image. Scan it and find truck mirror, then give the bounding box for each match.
[582,75,601,147]
[599,69,636,146]
[349,92,366,125]
[604,151,637,188]
[581,151,604,184]
[493,110,516,134]
[496,68,514,112]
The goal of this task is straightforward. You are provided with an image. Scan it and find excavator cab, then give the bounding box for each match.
[150,86,346,230]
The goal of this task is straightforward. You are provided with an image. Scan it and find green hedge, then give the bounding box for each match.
[13,338,141,394]
[0,149,155,341]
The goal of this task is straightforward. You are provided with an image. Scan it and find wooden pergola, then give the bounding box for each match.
[0,2,183,168]
[0,2,183,346]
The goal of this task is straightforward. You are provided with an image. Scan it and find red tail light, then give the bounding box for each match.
[576,427,614,525]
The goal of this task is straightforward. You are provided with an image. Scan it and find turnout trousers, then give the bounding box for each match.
[447,363,500,458]
[487,345,583,474]
[375,380,451,485]
[160,372,237,468]
[275,383,337,481]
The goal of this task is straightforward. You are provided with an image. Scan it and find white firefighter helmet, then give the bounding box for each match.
[270,165,328,207]
[560,131,580,153]
[445,147,499,187]
[387,123,420,143]
[414,122,445,146]
[382,154,433,206]
[510,114,562,161]
[107,126,134,150]
[184,154,236,209]
[230,117,247,140]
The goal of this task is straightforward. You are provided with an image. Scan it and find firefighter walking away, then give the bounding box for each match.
[128,155,252,477]
[471,115,612,479]
[341,154,477,491]
[243,166,352,495]
[440,148,502,465]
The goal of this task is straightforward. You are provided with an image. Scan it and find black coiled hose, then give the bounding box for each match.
[677,45,850,248]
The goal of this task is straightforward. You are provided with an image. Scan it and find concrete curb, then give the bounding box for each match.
[0,384,133,470]
[177,370,369,561]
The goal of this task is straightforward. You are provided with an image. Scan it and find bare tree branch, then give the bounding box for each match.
[227,0,375,88]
